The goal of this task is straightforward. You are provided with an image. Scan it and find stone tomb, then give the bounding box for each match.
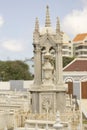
[30,6,67,113]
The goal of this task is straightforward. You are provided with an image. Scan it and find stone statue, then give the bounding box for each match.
[42,52,54,88]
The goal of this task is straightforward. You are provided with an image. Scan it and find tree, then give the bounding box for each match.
[63,57,74,67]
[0,60,33,81]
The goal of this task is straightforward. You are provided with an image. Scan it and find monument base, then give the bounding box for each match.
[30,84,67,113]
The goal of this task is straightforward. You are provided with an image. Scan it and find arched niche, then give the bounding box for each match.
[65,78,73,96]
[49,47,56,55]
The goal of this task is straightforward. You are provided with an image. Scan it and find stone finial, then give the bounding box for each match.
[35,17,39,32]
[53,111,63,129]
[45,5,51,27]
[33,17,39,43]
[45,123,49,130]
[4,127,7,130]
[35,123,38,130]
[56,17,60,33]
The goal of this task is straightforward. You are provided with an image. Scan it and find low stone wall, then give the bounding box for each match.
[0,111,14,130]
[0,112,6,130]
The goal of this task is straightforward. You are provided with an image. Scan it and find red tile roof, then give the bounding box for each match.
[73,33,87,42]
[63,59,87,71]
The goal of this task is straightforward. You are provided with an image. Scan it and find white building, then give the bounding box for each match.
[73,33,87,57]
[62,32,73,57]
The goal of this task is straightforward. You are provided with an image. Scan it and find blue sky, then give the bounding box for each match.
[0,0,87,60]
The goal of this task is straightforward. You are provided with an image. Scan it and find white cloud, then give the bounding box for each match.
[62,1,87,37]
[81,0,87,6]
[0,16,4,27]
[2,40,25,52]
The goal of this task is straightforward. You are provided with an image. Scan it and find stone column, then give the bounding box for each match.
[55,45,59,85]
[34,44,42,85]
[56,92,66,112]
[32,92,39,113]
[55,43,63,85]
[55,43,66,112]
[57,43,63,84]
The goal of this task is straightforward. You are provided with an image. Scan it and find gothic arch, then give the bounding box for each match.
[41,46,46,54]
[49,47,56,53]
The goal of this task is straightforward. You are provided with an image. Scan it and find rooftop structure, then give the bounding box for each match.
[73,33,87,42]
[64,58,87,71]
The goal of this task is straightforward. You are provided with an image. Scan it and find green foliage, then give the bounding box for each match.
[0,57,74,81]
[0,60,33,81]
[63,57,74,67]
[50,57,74,68]
[83,120,87,124]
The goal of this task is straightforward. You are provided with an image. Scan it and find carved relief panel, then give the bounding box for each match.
[39,93,56,113]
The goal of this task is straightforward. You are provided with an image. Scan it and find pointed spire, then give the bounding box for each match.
[35,17,39,32]
[45,5,51,27]
[56,17,60,33]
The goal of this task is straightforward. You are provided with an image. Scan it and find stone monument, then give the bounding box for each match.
[30,6,67,113]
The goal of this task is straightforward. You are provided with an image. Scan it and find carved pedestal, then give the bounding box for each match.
[31,87,66,113]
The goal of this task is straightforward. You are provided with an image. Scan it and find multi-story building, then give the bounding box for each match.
[73,33,87,57]
[62,32,73,57]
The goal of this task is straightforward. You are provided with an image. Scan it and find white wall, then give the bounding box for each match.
[0,81,10,90]
[24,80,33,89]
